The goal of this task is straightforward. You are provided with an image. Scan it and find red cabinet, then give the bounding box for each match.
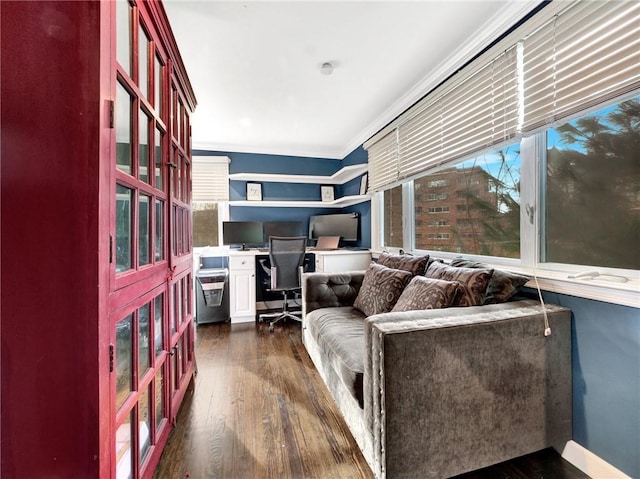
[1,2,196,478]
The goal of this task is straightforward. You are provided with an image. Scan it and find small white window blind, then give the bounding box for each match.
[365,130,399,192]
[522,0,640,132]
[191,156,229,202]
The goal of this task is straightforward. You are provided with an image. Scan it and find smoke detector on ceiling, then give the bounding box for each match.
[320,62,334,75]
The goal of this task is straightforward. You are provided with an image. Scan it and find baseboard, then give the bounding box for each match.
[562,440,631,479]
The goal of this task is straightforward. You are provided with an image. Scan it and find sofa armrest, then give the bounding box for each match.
[364,299,572,479]
[302,271,365,315]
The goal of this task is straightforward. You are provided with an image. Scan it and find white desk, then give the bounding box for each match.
[226,249,371,323]
[311,249,371,272]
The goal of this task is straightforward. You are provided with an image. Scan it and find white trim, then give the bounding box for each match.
[522,271,640,309]
[192,139,345,160]
[562,441,632,479]
[402,182,413,252]
[371,191,382,252]
[518,135,540,268]
[192,155,230,164]
[228,164,367,185]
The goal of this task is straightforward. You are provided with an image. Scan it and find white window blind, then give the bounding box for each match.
[365,0,640,191]
[522,0,640,132]
[365,130,399,192]
[397,95,442,180]
[441,47,519,160]
[397,46,519,181]
[191,156,229,202]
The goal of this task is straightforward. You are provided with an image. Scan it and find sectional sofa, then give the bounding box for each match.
[301,254,572,479]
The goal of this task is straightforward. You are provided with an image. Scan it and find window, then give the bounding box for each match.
[383,185,403,248]
[429,220,450,228]
[544,97,640,270]
[428,179,449,188]
[115,313,133,411]
[427,193,448,201]
[374,94,639,306]
[116,185,133,272]
[192,203,220,247]
[191,156,229,248]
[413,144,521,257]
[427,233,451,240]
[370,1,639,306]
[427,206,450,214]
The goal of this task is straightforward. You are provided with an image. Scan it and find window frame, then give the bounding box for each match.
[191,200,229,252]
[373,94,640,307]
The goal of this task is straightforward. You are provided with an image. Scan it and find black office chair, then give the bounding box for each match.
[258,236,307,332]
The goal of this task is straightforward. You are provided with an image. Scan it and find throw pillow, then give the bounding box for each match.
[377,252,430,276]
[392,276,461,312]
[353,263,413,316]
[450,258,530,304]
[425,261,494,307]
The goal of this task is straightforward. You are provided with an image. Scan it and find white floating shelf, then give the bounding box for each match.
[229,195,370,208]
[228,164,367,185]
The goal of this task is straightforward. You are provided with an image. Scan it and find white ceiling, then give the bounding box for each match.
[163,1,540,159]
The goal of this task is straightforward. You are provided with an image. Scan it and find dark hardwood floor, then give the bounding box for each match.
[153,320,590,479]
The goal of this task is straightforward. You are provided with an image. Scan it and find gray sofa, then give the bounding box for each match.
[301,270,572,479]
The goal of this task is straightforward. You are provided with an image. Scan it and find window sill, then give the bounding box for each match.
[514,268,640,309]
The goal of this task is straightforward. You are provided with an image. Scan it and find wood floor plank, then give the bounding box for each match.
[153,320,589,479]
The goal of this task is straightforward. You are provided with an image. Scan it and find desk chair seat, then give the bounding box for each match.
[258,236,307,332]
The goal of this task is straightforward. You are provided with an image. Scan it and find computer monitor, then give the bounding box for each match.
[222,221,263,250]
[308,213,359,242]
[263,221,304,242]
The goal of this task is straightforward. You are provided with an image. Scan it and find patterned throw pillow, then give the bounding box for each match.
[353,263,413,316]
[425,261,494,307]
[377,252,430,276]
[391,276,461,312]
[450,258,530,304]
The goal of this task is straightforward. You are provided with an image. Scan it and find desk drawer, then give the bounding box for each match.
[228,255,254,270]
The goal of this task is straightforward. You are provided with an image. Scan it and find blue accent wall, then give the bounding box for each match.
[522,288,640,478]
[194,149,342,176]
[194,149,372,248]
[344,201,371,249]
[230,180,323,202]
[343,145,368,166]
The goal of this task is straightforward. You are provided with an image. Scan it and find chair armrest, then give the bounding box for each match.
[301,271,365,315]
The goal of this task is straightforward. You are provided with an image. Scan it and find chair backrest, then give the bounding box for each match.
[268,236,307,291]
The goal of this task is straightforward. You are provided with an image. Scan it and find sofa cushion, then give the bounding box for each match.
[391,276,461,312]
[354,263,413,316]
[305,306,366,407]
[303,271,364,314]
[450,258,530,304]
[377,252,430,276]
[425,261,493,307]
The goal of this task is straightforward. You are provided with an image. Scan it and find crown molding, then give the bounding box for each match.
[192,140,344,160]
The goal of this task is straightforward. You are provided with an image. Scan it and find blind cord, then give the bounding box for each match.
[532,264,551,337]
